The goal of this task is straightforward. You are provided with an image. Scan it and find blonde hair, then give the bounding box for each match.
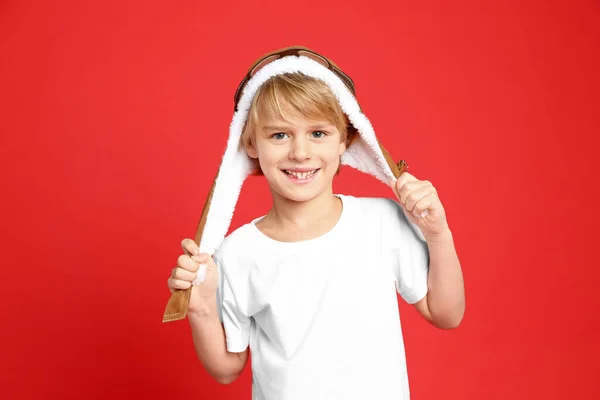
[239,72,357,175]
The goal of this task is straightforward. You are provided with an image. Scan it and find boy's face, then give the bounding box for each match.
[246,111,346,203]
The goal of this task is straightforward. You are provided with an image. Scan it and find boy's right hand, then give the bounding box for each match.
[167,238,219,314]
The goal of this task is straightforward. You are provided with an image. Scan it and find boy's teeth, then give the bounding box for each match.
[286,169,317,179]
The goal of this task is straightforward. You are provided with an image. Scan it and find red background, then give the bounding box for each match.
[1,1,599,399]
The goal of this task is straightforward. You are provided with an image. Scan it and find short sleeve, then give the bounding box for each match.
[381,198,430,304]
[214,249,251,353]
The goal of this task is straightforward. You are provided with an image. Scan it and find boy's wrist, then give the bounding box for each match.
[424,228,453,244]
[188,298,219,320]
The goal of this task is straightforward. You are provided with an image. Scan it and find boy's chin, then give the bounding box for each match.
[276,191,324,203]
[264,178,318,201]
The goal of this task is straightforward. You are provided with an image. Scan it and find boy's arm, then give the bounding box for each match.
[413,229,465,329]
[188,300,249,384]
[389,172,465,329]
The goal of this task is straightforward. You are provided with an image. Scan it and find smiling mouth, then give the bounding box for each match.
[283,169,320,179]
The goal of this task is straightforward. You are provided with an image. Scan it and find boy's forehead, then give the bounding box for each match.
[258,103,338,128]
[259,114,336,130]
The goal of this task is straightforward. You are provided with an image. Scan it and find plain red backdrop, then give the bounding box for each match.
[1,0,599,399]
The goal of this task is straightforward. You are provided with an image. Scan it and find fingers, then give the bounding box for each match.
[177,254,199,273]
[391,172,432,202]
[397,171,418,189]
[393,172,437,219]
[403,184,435,212]
[172,262,197,280]
[167,257,198,293]
[167,277,192,293]
[181,238,199,257]
[411,193,436,218]
[175,253,211,277]
[168,243,214,292]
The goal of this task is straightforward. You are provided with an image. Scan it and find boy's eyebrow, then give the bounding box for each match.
[262,124,333,132]
[262,126,289,132]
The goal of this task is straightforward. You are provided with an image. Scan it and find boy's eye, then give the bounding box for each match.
[272,133,288,140]
[312,131,326,138]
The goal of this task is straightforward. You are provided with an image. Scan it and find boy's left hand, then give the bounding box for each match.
[389,172,450,240]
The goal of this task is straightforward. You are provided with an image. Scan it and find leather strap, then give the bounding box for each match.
[161,146,407,323]
[162,169,219,323]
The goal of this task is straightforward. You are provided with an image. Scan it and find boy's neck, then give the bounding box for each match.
[258,190,342,240]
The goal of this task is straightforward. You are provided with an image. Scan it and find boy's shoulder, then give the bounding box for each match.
[353,194,399,206]
[342,194,401,215]
[216,220,257,257]
[345,195,422,239]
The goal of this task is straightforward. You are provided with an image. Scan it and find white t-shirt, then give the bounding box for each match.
[214,194,429,400]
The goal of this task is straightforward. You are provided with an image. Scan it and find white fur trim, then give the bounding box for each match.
[199,55,395,255]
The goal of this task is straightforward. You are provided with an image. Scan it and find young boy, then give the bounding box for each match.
[166,47,465,399]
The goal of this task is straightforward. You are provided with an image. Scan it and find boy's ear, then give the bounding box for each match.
[340,125,356,155]
[245,142,258,159]
[339,135,347,155]
[338,140,346,155]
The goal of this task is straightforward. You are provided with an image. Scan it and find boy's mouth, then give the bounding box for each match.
[282,168,320,180]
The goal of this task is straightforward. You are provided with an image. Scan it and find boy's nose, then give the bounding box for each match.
[289,137,311,160]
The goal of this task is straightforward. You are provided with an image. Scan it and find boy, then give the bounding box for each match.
[166,46,465,399]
